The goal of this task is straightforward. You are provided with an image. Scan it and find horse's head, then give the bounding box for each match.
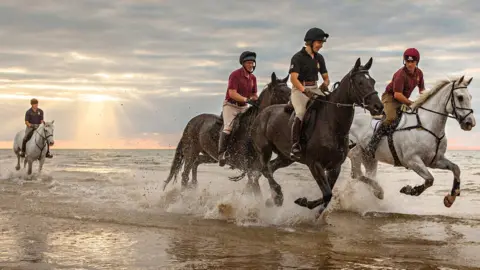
[255,72,291,110]
[344,57,383,115]
[448,76,475,131]
[43,120,55,146]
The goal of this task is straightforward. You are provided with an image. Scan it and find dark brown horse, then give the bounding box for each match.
[248,58,384,215]
[163,72,292,194]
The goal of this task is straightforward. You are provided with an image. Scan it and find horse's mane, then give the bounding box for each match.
[411,77,463,109]
[229,84,270,137]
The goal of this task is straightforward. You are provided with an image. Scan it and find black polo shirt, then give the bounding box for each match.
[25,108,44,125]
[288,47,328,82]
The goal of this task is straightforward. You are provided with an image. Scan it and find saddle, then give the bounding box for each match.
[287,98,325,145]
[216,111,224,125]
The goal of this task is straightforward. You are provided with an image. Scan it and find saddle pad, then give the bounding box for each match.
[370,114,408,132]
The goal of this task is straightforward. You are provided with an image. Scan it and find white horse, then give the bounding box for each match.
[348,76,475,207]
[13,121,55,175]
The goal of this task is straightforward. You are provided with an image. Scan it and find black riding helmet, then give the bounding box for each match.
[239,51,256,73]
[304,27,329,42]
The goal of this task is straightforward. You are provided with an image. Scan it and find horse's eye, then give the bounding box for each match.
[458,96,464,102]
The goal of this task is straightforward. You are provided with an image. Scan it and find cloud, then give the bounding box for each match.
[0,0,479,148]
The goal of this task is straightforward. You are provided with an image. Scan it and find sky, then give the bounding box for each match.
[0,0,479,150]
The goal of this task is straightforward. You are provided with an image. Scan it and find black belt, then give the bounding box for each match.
[226,99,247,106]
[303,81,317,86]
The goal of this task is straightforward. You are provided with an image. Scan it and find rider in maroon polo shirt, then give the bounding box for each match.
[364,48,426,159]
[218,51,258,166]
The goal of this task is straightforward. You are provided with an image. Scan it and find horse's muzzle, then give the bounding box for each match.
[367,103,384,116]
[460,119,475,131]
[49,141,55,146]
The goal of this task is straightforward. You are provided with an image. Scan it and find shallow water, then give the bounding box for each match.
[0,149,479,269]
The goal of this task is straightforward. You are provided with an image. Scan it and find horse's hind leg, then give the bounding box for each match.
[432,156,461,207]
[246,170,262,198]
[257,145,283,207]
[400,157,434,196]
[191,154,216,188]
[180,153,197,190]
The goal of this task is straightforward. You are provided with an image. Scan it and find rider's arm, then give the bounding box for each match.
[290,72,305,92]
[228,89,249,103]
[418,72,425,94]
[318,55,330,87]
[249,78,258,101]
[393,73,413,105]
[24,111,31,127]
[289,55,305,92]
[321,73,330,87]
[227,74,249,103]
[393,92,413,106]
[39,109,44,124]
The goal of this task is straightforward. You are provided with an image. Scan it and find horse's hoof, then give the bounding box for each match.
[315,205,327,219]
[294,197,308,207]
[274,195,283,207]
[15,166,20,171]
[400,185,412,195]
[374,189,384,200]
[444,195,456,208]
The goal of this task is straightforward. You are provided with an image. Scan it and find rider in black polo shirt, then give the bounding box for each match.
[288,27,331,160]
[20,98,53,158]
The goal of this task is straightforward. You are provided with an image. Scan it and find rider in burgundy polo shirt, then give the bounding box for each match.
[218,51,258,166]
[364,48,426,159]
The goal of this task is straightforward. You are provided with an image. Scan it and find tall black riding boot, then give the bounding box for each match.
[290,118,303,161]
[218,132,230,167]
[365,122,390,159]
[20,139,27,157]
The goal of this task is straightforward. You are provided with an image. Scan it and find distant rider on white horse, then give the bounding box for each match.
[364,48,426,158]
[20,98,53,158]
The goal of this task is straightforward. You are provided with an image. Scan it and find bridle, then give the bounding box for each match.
[415,81,474,124]
[316,69,377,109]
[33,125,54,155]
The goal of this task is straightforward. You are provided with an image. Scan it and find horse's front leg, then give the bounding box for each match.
[432,156,461,207]
[348,145,364,179]
[400,156,434,196]
[38,157,45,174]
[15,154,21,171]
[294,161,332,216]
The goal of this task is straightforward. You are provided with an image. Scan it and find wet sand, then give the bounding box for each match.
[1,149,480,269]
[1,191,479,269]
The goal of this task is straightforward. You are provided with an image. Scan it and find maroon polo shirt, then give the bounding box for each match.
[385,66,425,99]
[225,67,257,105]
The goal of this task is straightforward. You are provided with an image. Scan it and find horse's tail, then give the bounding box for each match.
[163,139,185,191]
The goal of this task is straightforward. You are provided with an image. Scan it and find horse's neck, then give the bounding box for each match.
[32,126,45,145]
[321,81,355,135]
[416,84,450,136]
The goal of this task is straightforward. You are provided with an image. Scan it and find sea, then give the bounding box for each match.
[0,149,479,269]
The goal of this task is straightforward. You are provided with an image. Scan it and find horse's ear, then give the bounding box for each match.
[271,72,277,84]
[353,58,361,70]
[458,75,465,84]
[281,75,289,83]
[467,77,473,85]
[51,120,55,124]
[364,57,373,70]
